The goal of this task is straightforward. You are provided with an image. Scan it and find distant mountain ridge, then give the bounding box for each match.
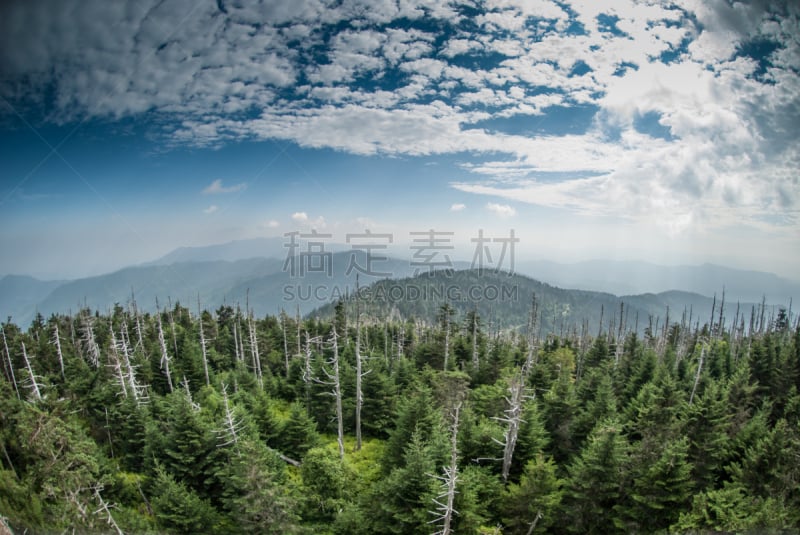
[309,269,763,335]
[1,238,796,328]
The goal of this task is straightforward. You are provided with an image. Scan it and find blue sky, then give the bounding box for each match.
[0,0,798,280]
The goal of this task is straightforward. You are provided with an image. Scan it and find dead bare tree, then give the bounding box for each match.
[20,342,42,401]
[1,326,20,399]
[80,313,101,368]
[247,312,263,389]
[156,311,174,393]
[472,309,480,370]
[180,376,200,411]
[198,297,211,387]
[281,309,290,377]
[92,486,124,535]
[108,326,129,400]
[688,339,709,406]
[354,277,371,451]
[316,326,345,459]
[429,402,462,535]
[216,382,245,452]
[51,322,65,379]
[496,374,532,482]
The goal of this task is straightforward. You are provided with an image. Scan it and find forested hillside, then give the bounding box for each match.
[1,295,799,533]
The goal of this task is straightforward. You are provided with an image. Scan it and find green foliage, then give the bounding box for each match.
[502,454,564,534]
[151,466,222,534]
[563,419,628,534]
[1,306,799,533]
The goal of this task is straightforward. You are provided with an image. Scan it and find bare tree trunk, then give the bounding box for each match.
[472,310,479,370]
[198,297,211,387]
[156,311,174,393]
[499,375,527,482]
[21,342,42,401]
[281,310,290,377]
[217,383,243,451]
[689,343,706,405]
[431,402,462,535]
[81,314,101,368]
[248,313,263,389]
[1,326,20,399]
[108,326,129,400]
[93,486,124,535]
[329,327,345,459]
[52,323,65,379]
[355,278,363,451]
[443,306,451,371]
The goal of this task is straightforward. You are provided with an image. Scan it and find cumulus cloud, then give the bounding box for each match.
[202,179,247,195]
[291,211,326,229]
[203,205,219,214]
[486,202,516,218]
[450,203,465,211]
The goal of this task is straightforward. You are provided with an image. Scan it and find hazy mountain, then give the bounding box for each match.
[2,235,795,331]
[518,259,800,303]
[0,275,65,324]
[4,252,423,325]
[28,258,283,324]
[146,238,800,303]
[146,237,349,265]
[309,269,767,335]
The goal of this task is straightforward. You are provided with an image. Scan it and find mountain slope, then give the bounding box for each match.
[309,269,766,335]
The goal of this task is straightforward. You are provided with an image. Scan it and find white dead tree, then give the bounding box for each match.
[443,305,451,371]
[118,324,147,406]
[197,297,211,387]
[1,326,20,399]
[280,309,290,377]
[355,278,370,451]
[216,382,245,452]
[107,326,129,400]
[180,376,200,411]
[247,312,263,389]
[93,485,124,535]
[471,310,480,370]
[130,289,145,354]
[316,326,345,459]
[429,402,462,535]
[80,314,101,368]
[523,294,539,374]
[51,322,65,379]
[20,342,42,401]
[496,374,532,482]
[156,311,174,393]
[688,339,709,406]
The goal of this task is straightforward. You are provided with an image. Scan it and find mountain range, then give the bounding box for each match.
[1,238,797,328]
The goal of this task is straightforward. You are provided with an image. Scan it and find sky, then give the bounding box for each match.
[0,0,798,280]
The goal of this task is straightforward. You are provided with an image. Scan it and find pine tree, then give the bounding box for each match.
[151,466,222,534]
[502,454,564,534]
[624,437,694,531]
[563,419,628,534]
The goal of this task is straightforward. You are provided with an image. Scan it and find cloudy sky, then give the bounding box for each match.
[0,0,798,280]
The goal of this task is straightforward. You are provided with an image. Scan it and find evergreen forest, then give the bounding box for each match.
[1,287,799,534]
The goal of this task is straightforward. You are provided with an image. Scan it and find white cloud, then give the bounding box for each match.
[486,202,516,218]
[202,179,247,195]
[267,220,280,228]
[203,205,218,214]
[1,0,797,239]
[291,211,327,229]
[450,203,465,211]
